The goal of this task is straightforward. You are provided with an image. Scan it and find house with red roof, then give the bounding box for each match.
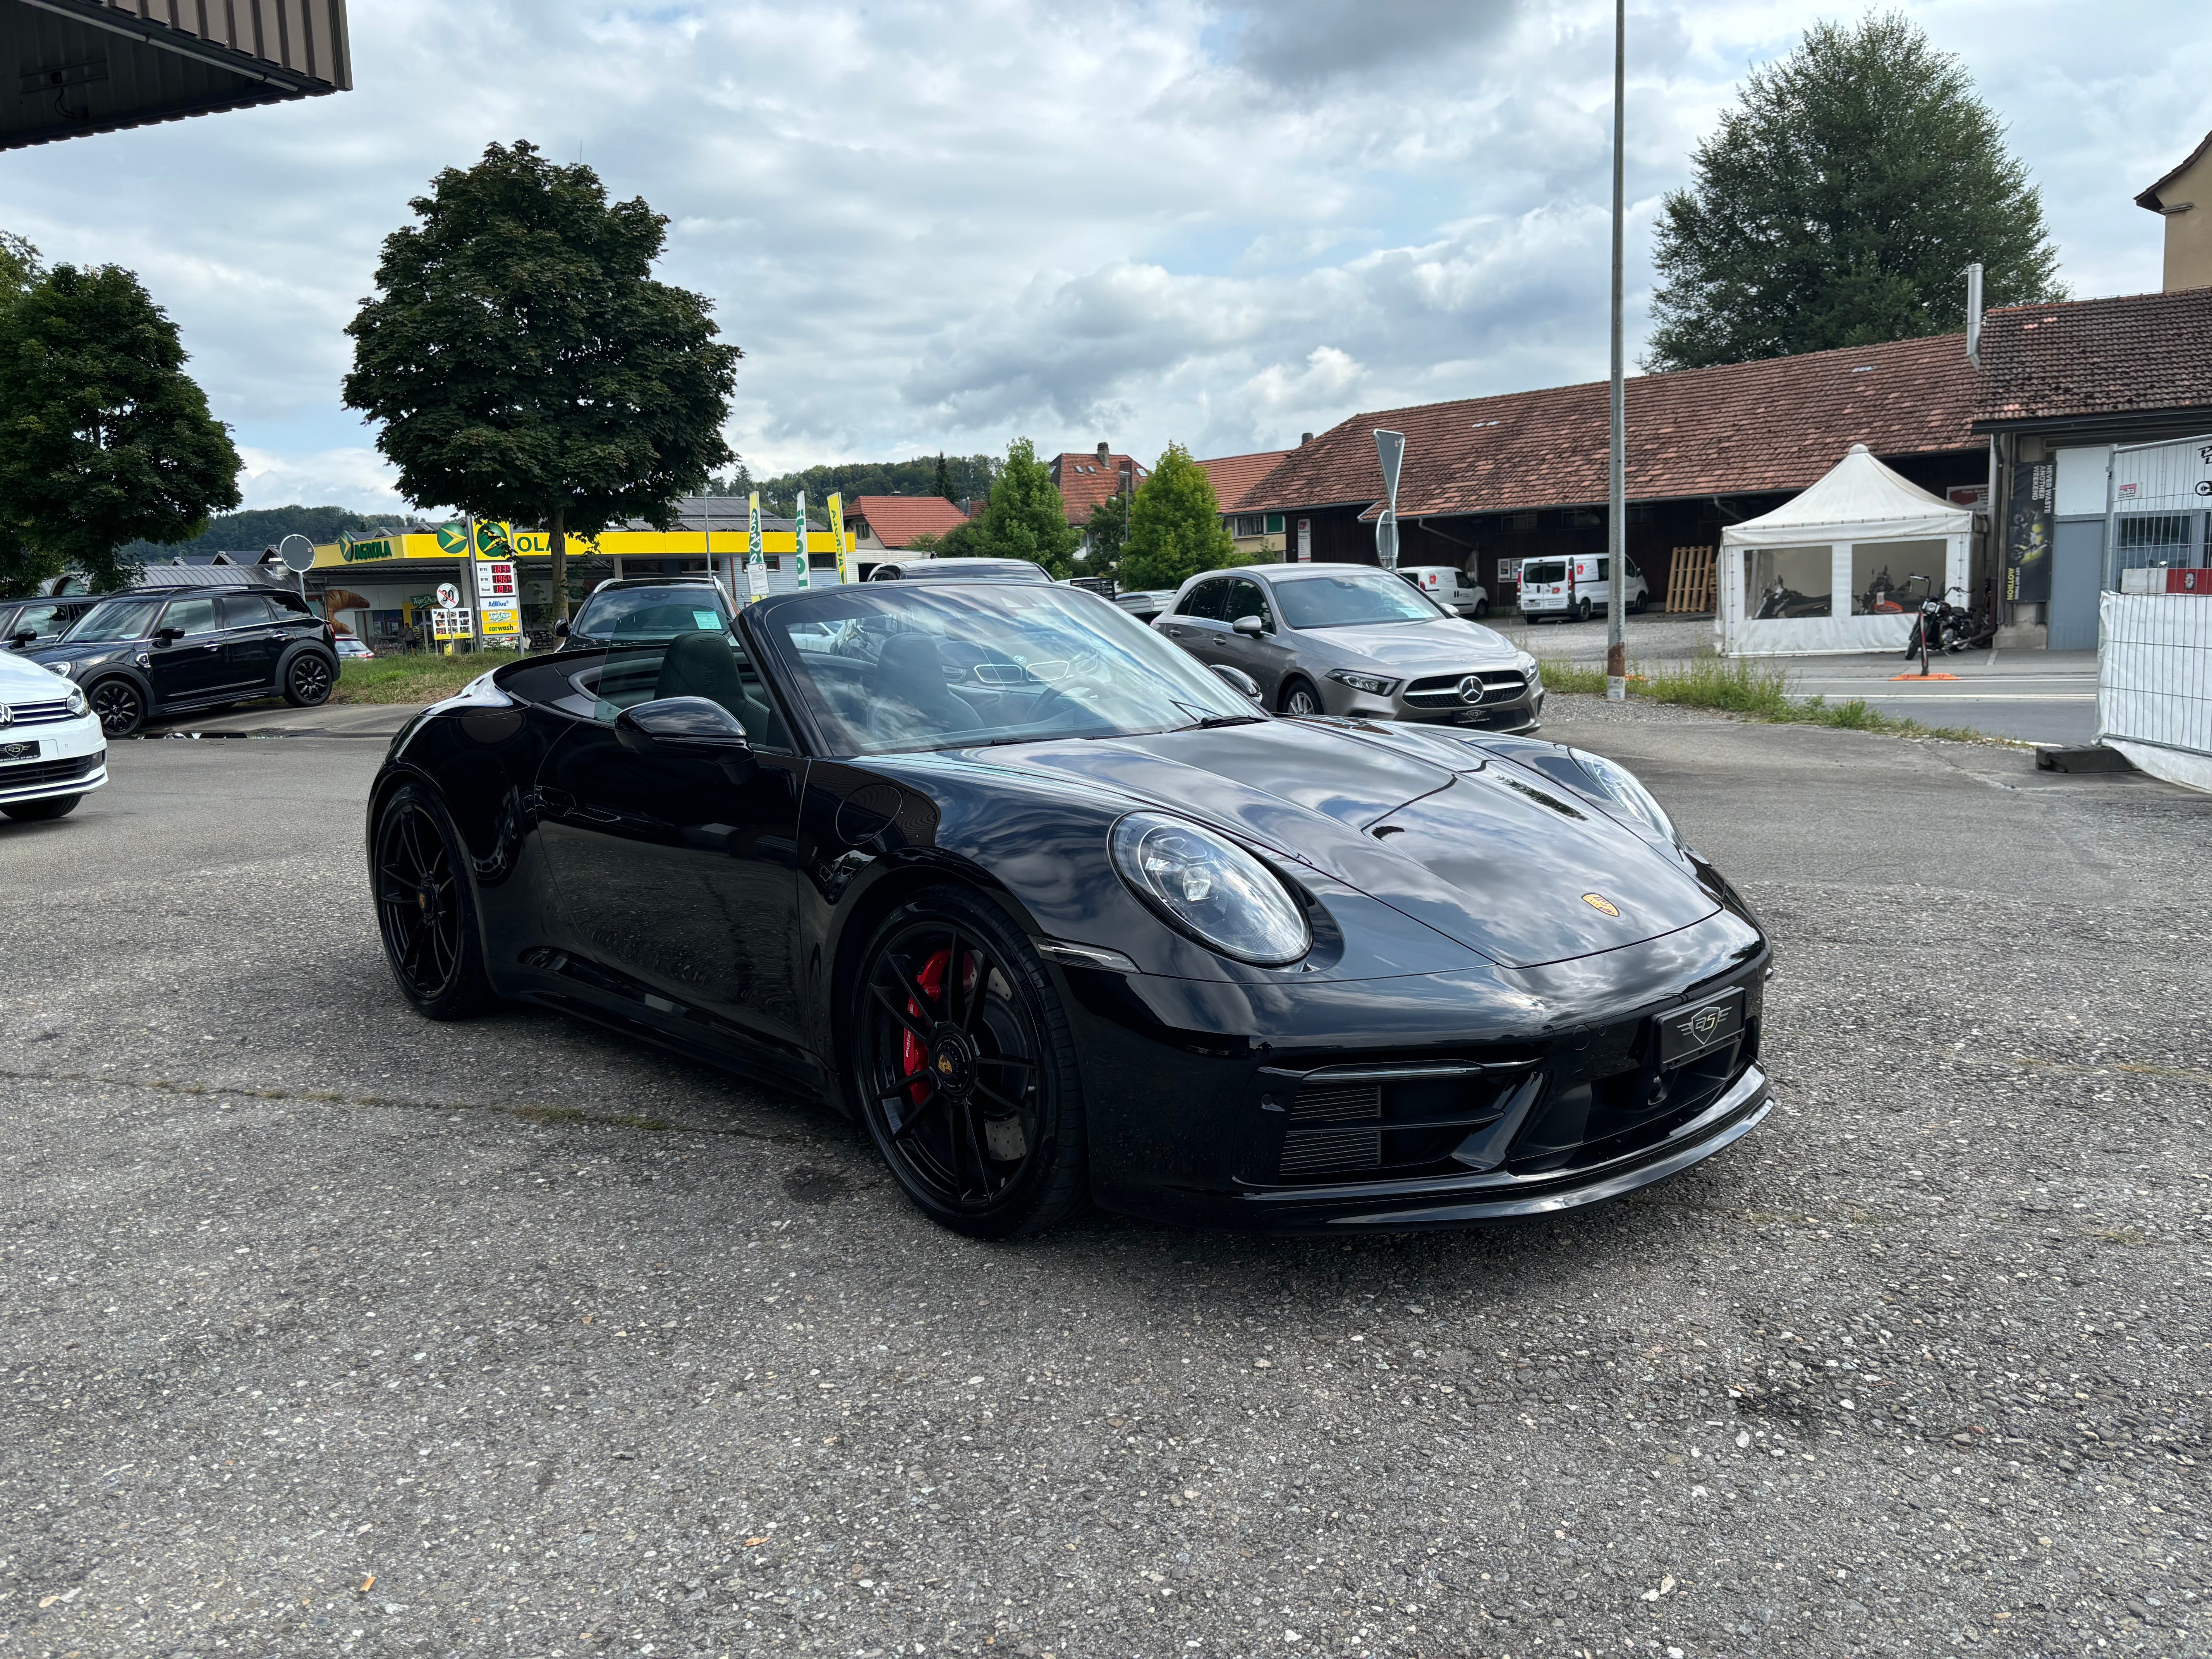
[1198,448,1296,557]
[848,495,973,553]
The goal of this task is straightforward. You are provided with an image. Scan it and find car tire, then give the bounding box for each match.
[1279,677,1324,718]
[1577,598,1593,624]
[372,784,491,1020]
[1474,598,1490,619]
[86,677,144,737]
[282,648,336,708]
[851,884,1088,1240]
[2,793,79,822]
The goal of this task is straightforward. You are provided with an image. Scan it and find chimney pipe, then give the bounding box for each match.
[1300,432,1313,446]
[1965,263,1984,370]
[1097,441,1109,462]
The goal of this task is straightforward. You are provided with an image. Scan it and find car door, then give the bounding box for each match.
[1216,576,1295,698]
[146,597,228,703]
[216,593,286,691]
[534,631,811,1064]
[1157,576,1232,665]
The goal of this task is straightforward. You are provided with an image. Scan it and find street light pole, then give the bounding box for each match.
[1606,0,1628,701]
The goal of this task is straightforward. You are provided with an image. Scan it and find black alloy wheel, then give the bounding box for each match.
[285,651,335,708]
[88,678,144,737]
[854,887,1085,1238]
[1280,678,1323,718]
[373,786,490,1019]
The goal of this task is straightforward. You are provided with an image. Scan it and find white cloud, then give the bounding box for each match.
[234,448,405,515]
[0,0,2195,508]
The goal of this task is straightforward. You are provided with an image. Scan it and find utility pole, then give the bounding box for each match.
[1606,0,1628,701]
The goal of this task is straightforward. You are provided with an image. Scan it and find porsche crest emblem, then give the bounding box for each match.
[1581,893,1620,917]
[936,1053,955,1077]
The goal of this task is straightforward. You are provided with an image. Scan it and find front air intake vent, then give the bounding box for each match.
[1278,1128,1382,1176]
[1291,1082,1381,1124]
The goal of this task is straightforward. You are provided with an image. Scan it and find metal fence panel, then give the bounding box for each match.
[2099,592,2212,763]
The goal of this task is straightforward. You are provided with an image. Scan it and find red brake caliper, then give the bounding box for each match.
[901,948,951,1103]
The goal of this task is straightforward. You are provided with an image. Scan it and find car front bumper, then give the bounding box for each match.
[0,709,108,805]
[1055,908,1771,1231]
[1328,679,1544,733]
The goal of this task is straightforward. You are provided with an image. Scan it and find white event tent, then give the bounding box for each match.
[1718,444,1973,656]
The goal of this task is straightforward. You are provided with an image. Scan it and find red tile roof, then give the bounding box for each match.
[1197,450,1293,514]
[1241,333,1983,520]
[1048,452,1149,524]
[851,495,970,548]
[1973,287,2212,425]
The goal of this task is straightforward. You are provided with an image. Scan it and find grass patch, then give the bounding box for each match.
[332,649,523,705]
[1539,654,1994,742]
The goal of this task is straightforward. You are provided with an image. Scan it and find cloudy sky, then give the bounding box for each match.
[0,0,2202,513]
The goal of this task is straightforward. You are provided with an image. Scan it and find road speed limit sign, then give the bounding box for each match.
[435,582,461,608]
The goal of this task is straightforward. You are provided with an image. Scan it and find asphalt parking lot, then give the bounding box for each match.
[3,704,2209,1659]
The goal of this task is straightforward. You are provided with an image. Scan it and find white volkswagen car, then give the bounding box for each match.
[0,646,106,822]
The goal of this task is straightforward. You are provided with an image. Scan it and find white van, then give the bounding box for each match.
[1516,554,1649,622]
[1396,565,1491,619]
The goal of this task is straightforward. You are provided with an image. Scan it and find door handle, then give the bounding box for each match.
[203,643,220,652]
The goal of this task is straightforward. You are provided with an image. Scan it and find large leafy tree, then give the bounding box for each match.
[0,259,241,596]
[1079,493,1131,580]
[344,141,739,617]
[1117,443,1239,591]
[964,438,1080,577]
[1644,13,2063,371]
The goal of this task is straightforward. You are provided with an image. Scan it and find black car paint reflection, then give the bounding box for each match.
[367,585,1772,1232]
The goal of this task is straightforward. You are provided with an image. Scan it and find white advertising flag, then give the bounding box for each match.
[745,492,768,602]
[793,491,811,589]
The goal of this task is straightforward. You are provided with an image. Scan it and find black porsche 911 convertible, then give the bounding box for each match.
[367,579,1771,1238]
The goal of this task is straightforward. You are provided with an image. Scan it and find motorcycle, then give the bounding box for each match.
[1903,587,1989,674]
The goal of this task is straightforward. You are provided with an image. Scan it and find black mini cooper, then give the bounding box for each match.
[19,584,341,736]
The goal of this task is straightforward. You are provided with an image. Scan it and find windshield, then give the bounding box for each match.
[756,584,1255,756]
[64,598,163,642]
[577,586,729,639]
[1522,561,1566,584]
[892,562,1049,582]
[1273,571,1447,630]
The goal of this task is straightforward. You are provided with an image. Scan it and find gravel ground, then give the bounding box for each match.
[1492,611,1718,664]
[2,713,2208,1659]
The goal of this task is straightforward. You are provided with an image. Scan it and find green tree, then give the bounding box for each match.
[964,437,1080,576]
[118,503,410,566]
[933,453,954,501]
[1080,491,1131,580]
[343,141,739,618]
[0,231,41,300]
[1644,12,2063,371]
[0,263,241,596]
[1117,443,1239,591]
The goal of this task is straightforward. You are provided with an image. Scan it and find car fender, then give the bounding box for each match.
[77,661,155,710]
[275,637,338,683]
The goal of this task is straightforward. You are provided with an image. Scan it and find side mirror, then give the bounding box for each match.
[155,626,184,645]
[615,696,752,756]
[1232,614,1266,637]
[553,619,570,638]
[7,629,33,647]
[1211,663,1263,703]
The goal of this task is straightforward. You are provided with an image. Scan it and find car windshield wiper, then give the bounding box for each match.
[1186,713,1266,729]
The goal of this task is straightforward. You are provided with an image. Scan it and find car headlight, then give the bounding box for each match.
[45,660,72,678]
[1327,670,1398,696]
[1109,812,1312,966]
[66,685,87,716]
[1570,749,1676,843]
[1515,650,1539,680]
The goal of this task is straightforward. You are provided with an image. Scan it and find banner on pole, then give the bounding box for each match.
[1373,429,1405,572]
[745,492,768,603]
[793,491,811,588]
[828,493,851,584]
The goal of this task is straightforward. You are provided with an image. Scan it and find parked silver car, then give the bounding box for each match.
[1153,563,1542,730]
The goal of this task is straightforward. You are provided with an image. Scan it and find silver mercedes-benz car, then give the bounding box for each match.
[1153,563,1543,730]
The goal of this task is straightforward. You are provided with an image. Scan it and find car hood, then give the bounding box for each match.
[1295,617,1516,669]
[0,648,75,698]
[974,719,1719,969]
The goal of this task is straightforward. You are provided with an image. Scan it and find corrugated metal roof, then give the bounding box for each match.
[1,0,350,151]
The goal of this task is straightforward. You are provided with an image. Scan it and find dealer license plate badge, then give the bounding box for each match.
[1659,989,1743,1066]
[0,739,38,763]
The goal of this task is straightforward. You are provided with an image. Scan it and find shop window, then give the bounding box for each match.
[1743,545,1833,620]
[2116,514,2196,574]
[1850,539,1946,614]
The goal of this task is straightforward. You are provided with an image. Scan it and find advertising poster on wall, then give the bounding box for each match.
[2006,462,2054,605]
[745,492,768,602]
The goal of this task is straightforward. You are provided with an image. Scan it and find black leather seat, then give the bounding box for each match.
[872,632,977,739]
[653,630,774,737]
